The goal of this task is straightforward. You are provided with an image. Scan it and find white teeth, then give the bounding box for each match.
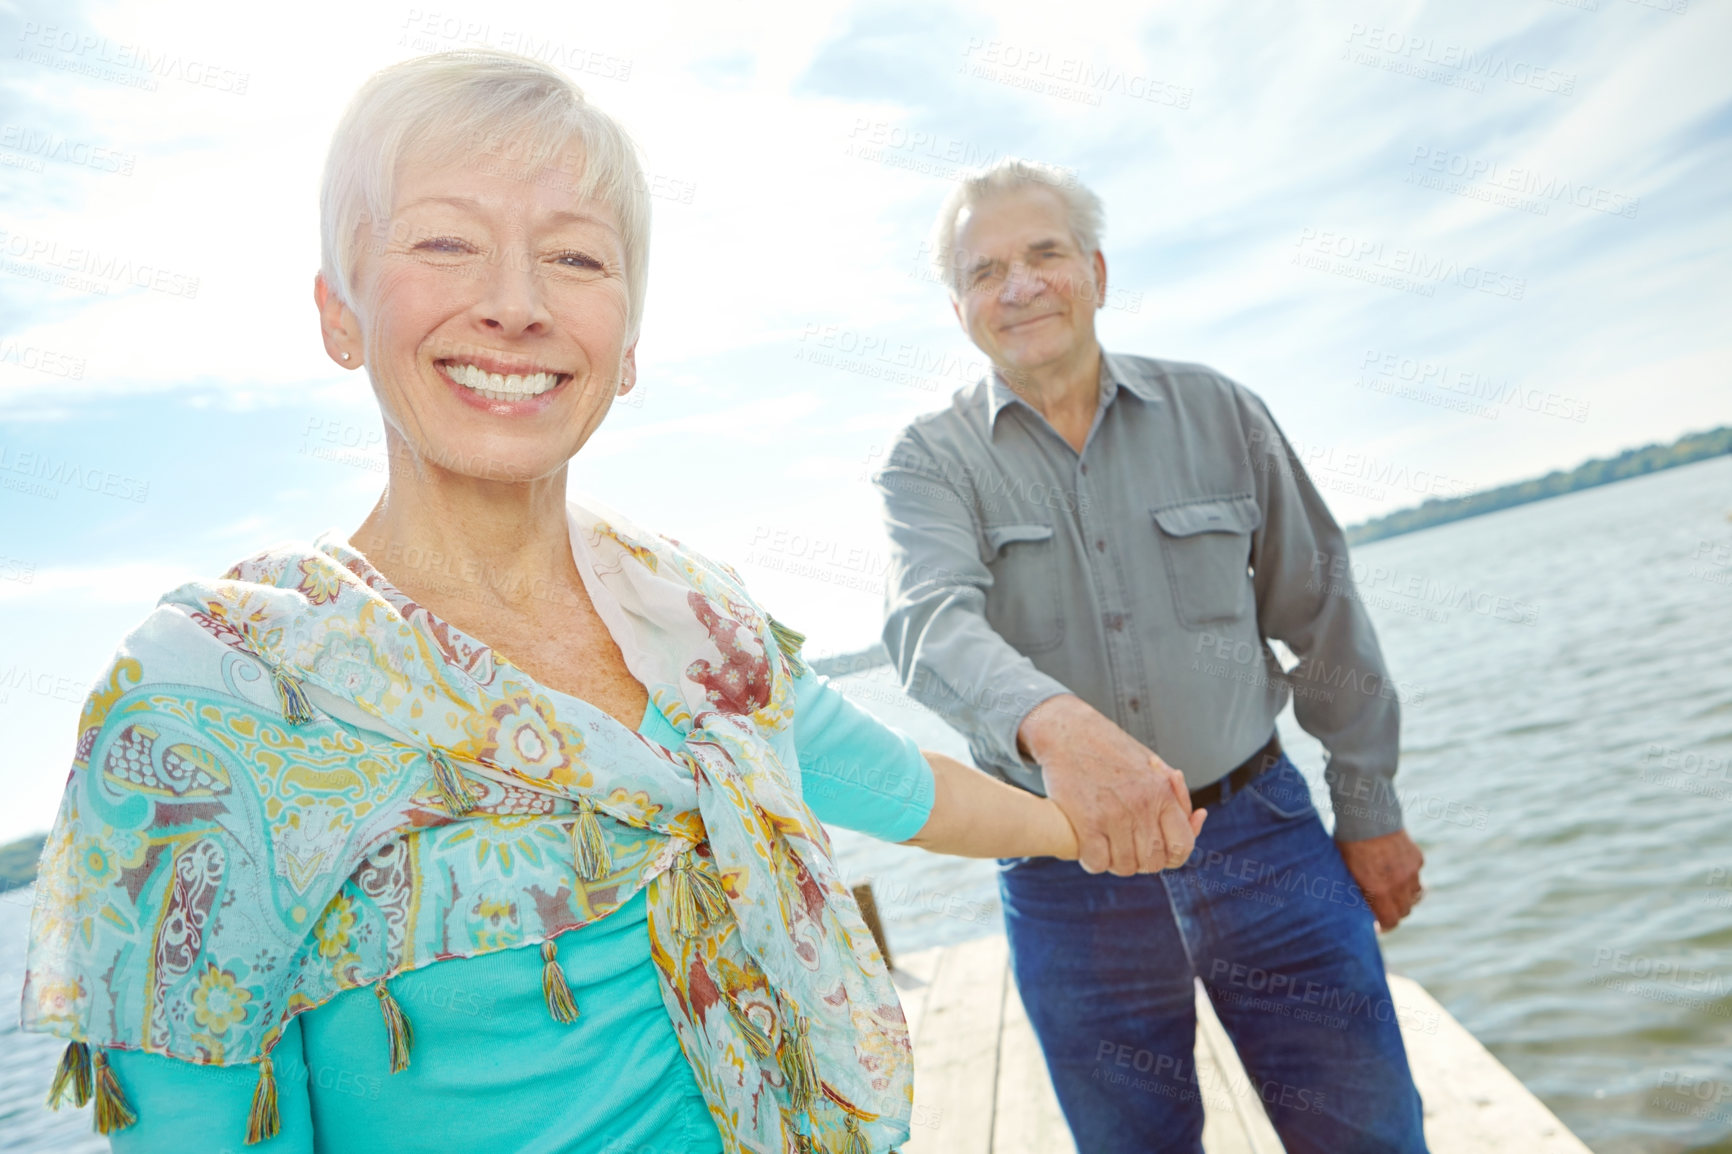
[443,361,563,400]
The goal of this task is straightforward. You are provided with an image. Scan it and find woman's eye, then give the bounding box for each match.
[554,250,604,270]
[414,236,472,254]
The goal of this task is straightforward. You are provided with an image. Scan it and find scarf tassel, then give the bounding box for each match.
[727,997,776,1061]
[841,1115,869,1154]
[766,614,809,675]
[540,940,578,1024]
[571,797,611,881]
[46,1040,92,1109]
[270,667,315,726]
[375,979,414,1073]
[90,1048,136,1134]
[670,858,730,938]
[427,747,477,816]
[777,1010,820,1114]
[245,1057,280,1145]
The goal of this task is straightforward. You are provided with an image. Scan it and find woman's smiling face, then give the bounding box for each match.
[324,145,636,485]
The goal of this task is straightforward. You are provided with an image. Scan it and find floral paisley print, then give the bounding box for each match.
[22,494,911,1152]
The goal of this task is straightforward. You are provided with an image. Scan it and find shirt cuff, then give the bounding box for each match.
[1325,763,1405,841]
[977,670,1072,780]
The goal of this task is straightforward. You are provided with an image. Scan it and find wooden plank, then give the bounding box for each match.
[892,945,942,1047]
[903,935,1009,1154]
[992,972,1078,1154]
[897,935,1596,1154]
[1388,975,1593,1154]
[1195,981,1286,1154]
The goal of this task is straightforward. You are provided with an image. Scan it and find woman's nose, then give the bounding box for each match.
[478,249,552,334]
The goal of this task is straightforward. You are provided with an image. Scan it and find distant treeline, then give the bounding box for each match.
[1346,426,1732,546]
[0,833,45,893]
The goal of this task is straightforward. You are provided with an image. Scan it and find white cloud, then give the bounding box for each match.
[0,560,197,603]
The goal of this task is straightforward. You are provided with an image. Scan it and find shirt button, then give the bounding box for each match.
[1129,697,1140,712]
[1095,539,1106,553]
[1080,463,1089,475]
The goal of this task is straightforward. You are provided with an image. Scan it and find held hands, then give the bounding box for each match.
[1020,695,1206,876]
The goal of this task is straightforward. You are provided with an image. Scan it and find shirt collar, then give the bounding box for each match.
[985,350,1155,428]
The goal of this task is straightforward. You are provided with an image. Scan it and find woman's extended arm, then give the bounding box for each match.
[902,751,1079,860]
[790,669,1198,868]
[789,670,1085,862]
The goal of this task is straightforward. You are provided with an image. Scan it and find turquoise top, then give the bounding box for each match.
[104,670,933,1153]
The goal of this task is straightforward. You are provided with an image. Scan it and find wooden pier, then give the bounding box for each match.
[890,935,1593,1153]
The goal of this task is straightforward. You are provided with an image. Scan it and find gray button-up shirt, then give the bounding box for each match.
[873,351,1405,841]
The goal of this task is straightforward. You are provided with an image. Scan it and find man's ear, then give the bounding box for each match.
[1092,250,1108,310]
[314,273,363,368]
[951,293,965,330]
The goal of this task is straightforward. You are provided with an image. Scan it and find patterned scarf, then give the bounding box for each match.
[22,494,912,1152]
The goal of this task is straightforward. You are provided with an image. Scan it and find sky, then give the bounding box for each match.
[0,0,1727,841]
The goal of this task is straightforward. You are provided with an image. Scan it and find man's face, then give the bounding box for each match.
[950,186,1106,378]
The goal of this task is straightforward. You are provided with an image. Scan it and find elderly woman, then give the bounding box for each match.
[21,49,1204,1154]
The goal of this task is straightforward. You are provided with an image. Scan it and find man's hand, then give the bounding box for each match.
[1019,695,1206,876]
[1335,830,1425,931]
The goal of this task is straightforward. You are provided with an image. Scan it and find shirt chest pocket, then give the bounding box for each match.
[1151,496,1260,628]
[981,522,1064,653]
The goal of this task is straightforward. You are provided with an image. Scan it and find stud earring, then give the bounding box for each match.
[342,352,351,361]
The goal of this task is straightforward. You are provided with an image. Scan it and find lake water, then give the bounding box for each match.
[3,457,1728,1153]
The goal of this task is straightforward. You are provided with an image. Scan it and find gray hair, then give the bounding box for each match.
[319,49,652,341]
[930,158,1104,296]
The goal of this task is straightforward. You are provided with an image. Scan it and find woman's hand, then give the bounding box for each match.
[904,751,1204,871]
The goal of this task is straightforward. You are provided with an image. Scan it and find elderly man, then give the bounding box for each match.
[873,159,1430,1153]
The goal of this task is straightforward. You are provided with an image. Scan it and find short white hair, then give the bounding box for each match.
[319,49,652,341]
[930,158,1103,296]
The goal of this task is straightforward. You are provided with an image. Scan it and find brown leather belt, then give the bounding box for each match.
[1188,733,1282,811]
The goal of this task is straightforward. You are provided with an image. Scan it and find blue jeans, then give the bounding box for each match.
[998,754,1429,1154]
